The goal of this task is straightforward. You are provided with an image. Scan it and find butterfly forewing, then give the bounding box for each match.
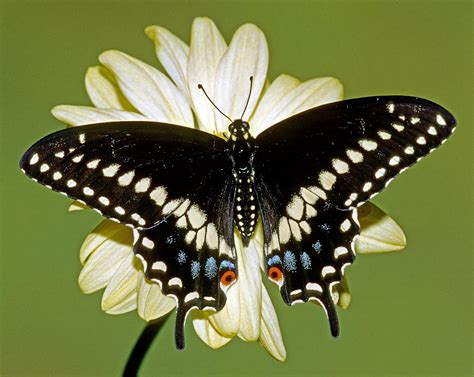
[20,121,238,348]
[254,96,456,335]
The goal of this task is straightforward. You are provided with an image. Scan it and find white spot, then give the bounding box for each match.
[387,103,395,113]
[196,228,206,250]
[72,154,84,163]
[306,282,323,292]
[68,147,75,153]
[350,193,358,201]
[319,171,337,190]
[152,261,167,271]
[53,172,62,180]
[134,177,151,193]
[300,188,318,205]
[174,199,191,217]
[184,291,199,303]
[149,186,168,206]
[300,221,311,234]
[340,219,351,232]
[206,223,219,249]
[290,289,303,296]
[278,217,291,244]
[102,164,120,177]
[377,130,391,140]
[392,123,405,132]
[83,187,94,196]
[142,237,155,249]
[115,206,125,215]
[54,151,65,158]
[168,277,183,288]
[410,117,420,125]
[341,263,351,275]
[428,126,437,135]
[40,163,50,172]
[375,168,386,178]
[87,159,100,169]
[359,139,378,151]
[79,133,86,144]
[436,114,446,126]
[321,265,336,278]
[99,196,110,206]
[118,171,135,186]
[162,199,181,215]
[416,136,427,145]
[332,159,349,174]
[287,195,305,220]
[135,254,147,271]
[305,204,317,218]
[389,156,401,166]
[346,149,364,163]
[185,231,196,244]
[399,115,406,121]
[404,146,415,155]
[67,179,77,188]
[334,246,349,258]
[187,205,207,229]
[176,216,187,228]
[307,186,327,200]
[29,153,39,165]
[289,219,302,241]
[344,199,352,206]
[363,182,372,192]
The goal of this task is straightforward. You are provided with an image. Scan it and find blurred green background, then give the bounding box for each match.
[0,1,472,376]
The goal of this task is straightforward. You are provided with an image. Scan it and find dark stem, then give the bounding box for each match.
[123,312,172,377]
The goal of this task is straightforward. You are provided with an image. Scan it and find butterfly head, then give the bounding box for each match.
[228,119,251,141]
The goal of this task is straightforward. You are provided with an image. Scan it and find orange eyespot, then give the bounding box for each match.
[268,266,283,281]
[220,270,237,286]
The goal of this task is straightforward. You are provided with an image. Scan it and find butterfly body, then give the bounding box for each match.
[20,96,456,348]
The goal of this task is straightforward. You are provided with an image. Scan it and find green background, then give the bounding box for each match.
[1,1,472,376]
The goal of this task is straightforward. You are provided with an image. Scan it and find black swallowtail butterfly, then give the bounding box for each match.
[20,95,456,348]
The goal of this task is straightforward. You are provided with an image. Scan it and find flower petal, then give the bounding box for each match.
[145,26,190,99]
[259,286,286,361]
[99,50,193,127]
[192,311,232,349]
[214,24,269,132]
[207,282,241,337]
[335,277,351,310]
[79,220,132,265]
[101,252,139,314]
[136,271,175,321]
[85,66,135,111]
[187,17,226,133]
[253,77,343,130]
[68,200,89,211]
[236,236,262,341]
[51,105,147,127]
[78,234,132,294]
[250,74,300,136]
[356,202,407,254]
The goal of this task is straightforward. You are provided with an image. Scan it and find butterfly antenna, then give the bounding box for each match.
[240,76,254,119]
[197,84,233,123]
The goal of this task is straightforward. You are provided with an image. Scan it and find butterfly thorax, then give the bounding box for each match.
[228,120,258,244]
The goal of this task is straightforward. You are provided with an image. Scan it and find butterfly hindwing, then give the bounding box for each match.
[20,121,238,347]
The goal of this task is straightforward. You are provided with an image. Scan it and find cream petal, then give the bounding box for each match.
[335,277,351,310]
[259,286,286,361]
[214,24,269,132]
[191,311,233,349]
[254,77,343,129]
[79,220,132,265]
[85,66,135,111]
[99,50,193,127]
[207,281,241,337]
[78,235,131,294]
[145,26,190,99]
[250,74,301,136]
[51,105,147,127]
[236,236,262,341]
[68,200,89,211]
[187,17,227,133]
[136,271,175,321]
[250,220,266,270]
[356,202,407,254]
[101,252,140,314]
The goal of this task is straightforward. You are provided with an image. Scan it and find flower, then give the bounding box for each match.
[54,17,406,361]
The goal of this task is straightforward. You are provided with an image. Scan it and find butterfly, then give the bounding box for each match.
[20,93,456,349]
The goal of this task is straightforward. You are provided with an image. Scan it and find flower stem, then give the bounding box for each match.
[123,312,172,377]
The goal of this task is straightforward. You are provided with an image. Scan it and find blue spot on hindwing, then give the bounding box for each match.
[300,252,312,269]
[204,257,218,279]
[283,251,297,272]
[177,250,187,264]
[220,260,235,270]
[312,241,322,253]
[191,261,200,279]
[267,255,282,266]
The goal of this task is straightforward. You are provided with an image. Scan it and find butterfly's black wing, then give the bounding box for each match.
[254,96,456,336]
[20,121,237,348]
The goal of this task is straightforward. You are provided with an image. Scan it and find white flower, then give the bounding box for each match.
[54,17,406,361]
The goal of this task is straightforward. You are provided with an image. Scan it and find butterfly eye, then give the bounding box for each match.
[220,270,237,286]
[268,266,283,281]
